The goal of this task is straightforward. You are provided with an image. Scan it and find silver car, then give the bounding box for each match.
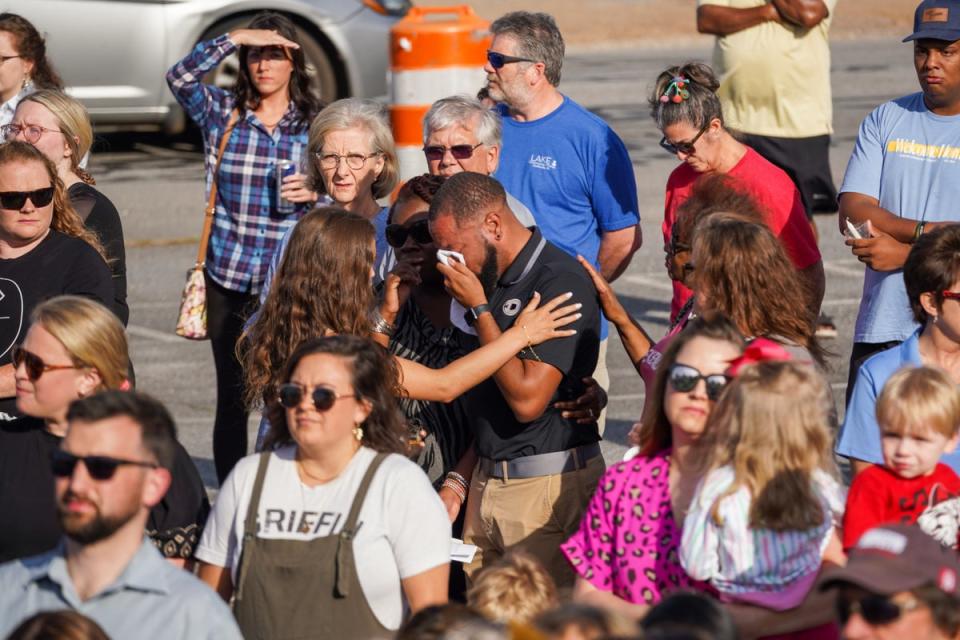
[15,0,409,133]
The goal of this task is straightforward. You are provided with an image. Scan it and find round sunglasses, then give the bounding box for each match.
[12,346,80,381]
[278,383,358,412]
[385,220,432,248]
[667,363,729,401]
[422,143,482,162]
[51,449,158,481]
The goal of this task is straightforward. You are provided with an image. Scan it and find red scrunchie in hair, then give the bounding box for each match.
[725,338,795,377]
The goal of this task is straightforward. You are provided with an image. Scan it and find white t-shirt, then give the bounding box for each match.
[196,446,451,629]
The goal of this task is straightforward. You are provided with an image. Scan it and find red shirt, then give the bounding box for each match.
[662,147,821,320]
[842,463,960,550]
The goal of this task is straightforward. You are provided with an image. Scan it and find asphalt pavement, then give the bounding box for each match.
[90,38,919,488]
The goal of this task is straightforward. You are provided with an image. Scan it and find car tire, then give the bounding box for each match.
[199,15,341,106]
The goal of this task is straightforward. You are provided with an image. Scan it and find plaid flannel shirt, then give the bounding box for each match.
[166,34,313,294]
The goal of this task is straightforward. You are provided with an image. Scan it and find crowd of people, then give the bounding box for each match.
[1,1,960,639]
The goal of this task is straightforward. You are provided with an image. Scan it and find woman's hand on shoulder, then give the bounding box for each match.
[577,255,629,325]
[228,29,300,49]
[515,291,581,346]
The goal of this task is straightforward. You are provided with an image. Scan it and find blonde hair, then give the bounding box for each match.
[305,98,399,200]
[696,361,837,531]
[31,295,127,390]
[877,366,960,439]
[21,89,96,185]
[467,551,558,625]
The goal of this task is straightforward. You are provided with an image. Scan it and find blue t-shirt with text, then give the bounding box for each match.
[840,92,960,343]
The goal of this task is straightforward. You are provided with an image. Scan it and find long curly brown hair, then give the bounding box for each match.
[0,141,106,261]
[264,335,407,453]
[691,212,824,365]
[239,207,375,409]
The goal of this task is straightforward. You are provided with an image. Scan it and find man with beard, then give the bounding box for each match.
[0,391,241,640]
[428,172,603,588]
[484,12,640,434]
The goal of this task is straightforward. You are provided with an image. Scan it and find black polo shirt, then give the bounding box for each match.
[462,228,601,460]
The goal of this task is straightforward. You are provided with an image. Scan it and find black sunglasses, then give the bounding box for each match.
[278,383,358,412]
[51,449,158,481]
[385,220,432,248]
[12,346,79,381]
[837,593,920,626]
[0,186,55,210]
[422,143,482,161]
[667,363,729,401]
[659,122,710,156]
[486,50,537,69]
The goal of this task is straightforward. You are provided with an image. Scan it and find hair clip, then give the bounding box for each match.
[660,76,691,104]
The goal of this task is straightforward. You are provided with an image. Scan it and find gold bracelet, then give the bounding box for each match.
[520,324,543,362]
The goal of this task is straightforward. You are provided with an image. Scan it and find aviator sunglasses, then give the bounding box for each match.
[0,186,55,210]
[422,143,482,161]
[11,346,79,382]
[385,220,432,248]
[51,449,158,481]
[278,383,359,411]
[836,593,920,626]
[667,363,729,401]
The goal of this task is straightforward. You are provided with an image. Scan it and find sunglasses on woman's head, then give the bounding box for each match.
[51,449,158,481]
[422,143,482,161]
[385,220,432,248]
[0,186,54,210]
[11,346,79,381]
[278,383,357,411]
[836,593,920,626]
[667,363,729,401]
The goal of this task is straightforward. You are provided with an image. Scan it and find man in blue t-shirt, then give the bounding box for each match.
[840,0,960,400]
[484,12,641,431]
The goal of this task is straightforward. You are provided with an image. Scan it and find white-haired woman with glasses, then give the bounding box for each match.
[0,141,112,422]
[5,90,127,323]
[0,295,209,566]
[261,97,400,298]
[649,62,824,324]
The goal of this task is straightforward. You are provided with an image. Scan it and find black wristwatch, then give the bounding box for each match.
[465,303,491,327]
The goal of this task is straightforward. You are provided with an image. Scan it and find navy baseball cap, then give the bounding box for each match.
[904,0,960,42]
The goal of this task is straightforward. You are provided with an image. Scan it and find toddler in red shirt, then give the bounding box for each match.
[843,366,960,549]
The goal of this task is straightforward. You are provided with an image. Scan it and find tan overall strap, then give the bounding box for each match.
[195,109,240,266]
[334,452,388,598]
[233,450,271,603]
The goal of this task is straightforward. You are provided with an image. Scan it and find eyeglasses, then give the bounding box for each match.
[386,220,432,248]
[486,50,537,69]
[278,383,358,411]
[1,123,64,144]
[942,291,960,301]
[314,151,380,170]
[836,593,921,626]
[659,122,710,156]
[667,363,729,401]
[422,143,482,161]
[11,346,80,381]
[0,186,55,210]
[51,449,158,481]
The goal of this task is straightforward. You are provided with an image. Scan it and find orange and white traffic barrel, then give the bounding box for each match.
[389,6,491,181]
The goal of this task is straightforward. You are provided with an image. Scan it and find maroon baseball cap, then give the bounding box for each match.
[820,525,960,596]
[904,0,960,43]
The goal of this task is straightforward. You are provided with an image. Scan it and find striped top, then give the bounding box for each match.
[680,465,845,608]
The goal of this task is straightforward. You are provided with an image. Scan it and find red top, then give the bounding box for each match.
[662,147,821,320]
[842,463,960,550]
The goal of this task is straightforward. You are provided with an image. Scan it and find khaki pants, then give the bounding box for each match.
[593,338,609,436]
[463,455,605,589]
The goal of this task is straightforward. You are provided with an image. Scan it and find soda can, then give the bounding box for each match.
[276,160,296,207]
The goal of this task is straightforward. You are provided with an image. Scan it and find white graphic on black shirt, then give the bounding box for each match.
[0,278,24,358]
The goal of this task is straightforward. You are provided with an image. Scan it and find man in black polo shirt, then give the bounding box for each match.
[428,172,604,586]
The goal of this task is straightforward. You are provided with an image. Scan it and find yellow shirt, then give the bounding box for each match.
[699,0,837,138]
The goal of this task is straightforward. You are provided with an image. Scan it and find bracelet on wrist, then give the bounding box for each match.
[913,220,927,243]
[446,471,468,488]
[441,479,466,503]
[371,308,395,337]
